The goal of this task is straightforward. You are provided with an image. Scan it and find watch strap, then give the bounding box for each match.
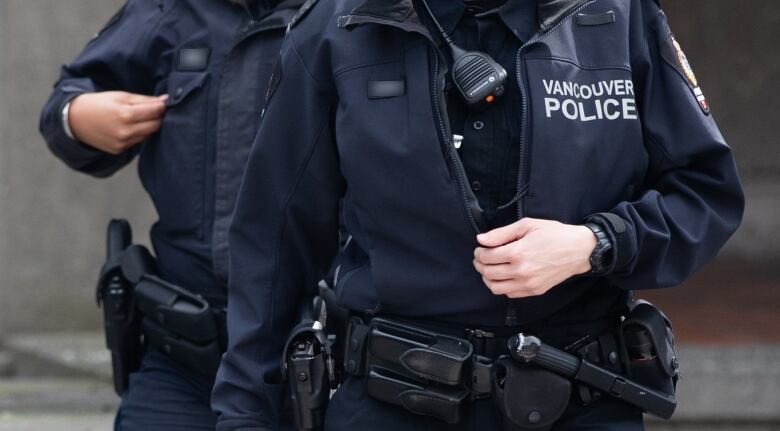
[585,222,613,275]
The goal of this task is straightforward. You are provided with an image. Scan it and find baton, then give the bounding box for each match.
[508,334,677,419]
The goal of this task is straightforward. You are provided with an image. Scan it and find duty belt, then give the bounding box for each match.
[340,312,677,428]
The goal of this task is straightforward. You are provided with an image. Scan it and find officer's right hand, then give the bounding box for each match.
[68,91,168,154]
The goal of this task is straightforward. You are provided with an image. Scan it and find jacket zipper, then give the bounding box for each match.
[506,0,598,326]
[431,53,481,234]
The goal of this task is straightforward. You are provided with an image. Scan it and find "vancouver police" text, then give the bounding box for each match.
[543,79,637,122]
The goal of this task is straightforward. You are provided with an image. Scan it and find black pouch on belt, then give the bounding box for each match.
[364,318,473,424]
[621,300,679,397]
[134,275,223,376]
[492,357,571,431]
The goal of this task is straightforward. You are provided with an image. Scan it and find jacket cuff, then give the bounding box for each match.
[584,212,636,275]
[52,92,109,160]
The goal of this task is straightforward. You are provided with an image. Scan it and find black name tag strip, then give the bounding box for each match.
[575,11,616,26]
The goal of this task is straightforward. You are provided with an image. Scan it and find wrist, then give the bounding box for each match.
[574,224,598,274]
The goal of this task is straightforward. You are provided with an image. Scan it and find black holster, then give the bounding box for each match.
[283,291,339,431]
[621,300,679,397]
[134,274,226,377]
[98,219,226,386]
[96,219,143,396]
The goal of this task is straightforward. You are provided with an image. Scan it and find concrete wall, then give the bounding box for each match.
[0,0,778,333]
[0,0,154,334]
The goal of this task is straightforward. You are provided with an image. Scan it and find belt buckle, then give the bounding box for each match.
[465,328,495,341]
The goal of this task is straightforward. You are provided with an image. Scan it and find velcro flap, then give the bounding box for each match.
[399,388,468,424]
[624,301,677,378]
[399,348,467,386]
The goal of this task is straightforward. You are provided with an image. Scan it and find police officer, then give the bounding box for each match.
[213,0,745,429]
[39,0,304,429]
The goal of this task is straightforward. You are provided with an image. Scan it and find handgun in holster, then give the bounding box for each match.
[96,219,144,396]
[282,283,342,431]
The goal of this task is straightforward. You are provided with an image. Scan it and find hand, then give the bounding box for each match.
[68,91,168,154]
[473,218,597,298]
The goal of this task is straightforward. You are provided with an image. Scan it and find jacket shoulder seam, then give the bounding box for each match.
[287,29,334,91]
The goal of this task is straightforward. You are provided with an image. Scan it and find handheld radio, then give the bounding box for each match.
[419,0,508,110]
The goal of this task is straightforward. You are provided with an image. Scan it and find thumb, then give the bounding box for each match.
[477,219,534,247]
[123,92,165,105]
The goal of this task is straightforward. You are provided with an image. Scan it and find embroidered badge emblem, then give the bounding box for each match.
[672,36,698,87]
[663,34,710,114]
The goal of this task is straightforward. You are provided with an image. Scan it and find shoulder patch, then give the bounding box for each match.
[290,0,320,28]
[661,34,710,114]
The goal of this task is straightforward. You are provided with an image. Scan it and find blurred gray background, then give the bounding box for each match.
[0,1,779,430]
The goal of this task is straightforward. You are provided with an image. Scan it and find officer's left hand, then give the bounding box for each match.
[473,218,596,298]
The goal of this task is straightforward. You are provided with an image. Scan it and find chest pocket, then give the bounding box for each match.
[151,70,210,238]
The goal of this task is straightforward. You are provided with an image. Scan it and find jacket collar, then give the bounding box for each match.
[232,0,307,16]
[536,0,590,29]
[255,0,308,29]
[426,0,538,44]
[344,0,591,32]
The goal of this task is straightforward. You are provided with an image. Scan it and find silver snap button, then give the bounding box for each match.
[473,120,485,131]
[175,87,184,97]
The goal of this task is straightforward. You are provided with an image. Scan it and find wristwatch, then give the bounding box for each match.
[61,101,76,140]
[584,222,613,275]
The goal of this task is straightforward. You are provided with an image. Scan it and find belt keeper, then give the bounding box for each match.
[344,317,370,376]
[470,355,493,398]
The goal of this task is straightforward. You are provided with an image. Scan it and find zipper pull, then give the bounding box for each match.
[453,134,464,149]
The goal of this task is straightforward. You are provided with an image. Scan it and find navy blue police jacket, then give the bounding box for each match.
[40,0,304,306]
[213,0,745,428]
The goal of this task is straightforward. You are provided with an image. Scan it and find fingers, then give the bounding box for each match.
[480,277,548,299]
[474,244,515,265]
[476,218,535,248]
[481,277,511,295]
[121,92,166,105]
[473,259,515,281]
[126,119,163,142]
[123,100,167,123]
[114,120,162,148]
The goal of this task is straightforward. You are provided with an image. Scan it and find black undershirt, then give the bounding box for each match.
[427,0,537,229]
